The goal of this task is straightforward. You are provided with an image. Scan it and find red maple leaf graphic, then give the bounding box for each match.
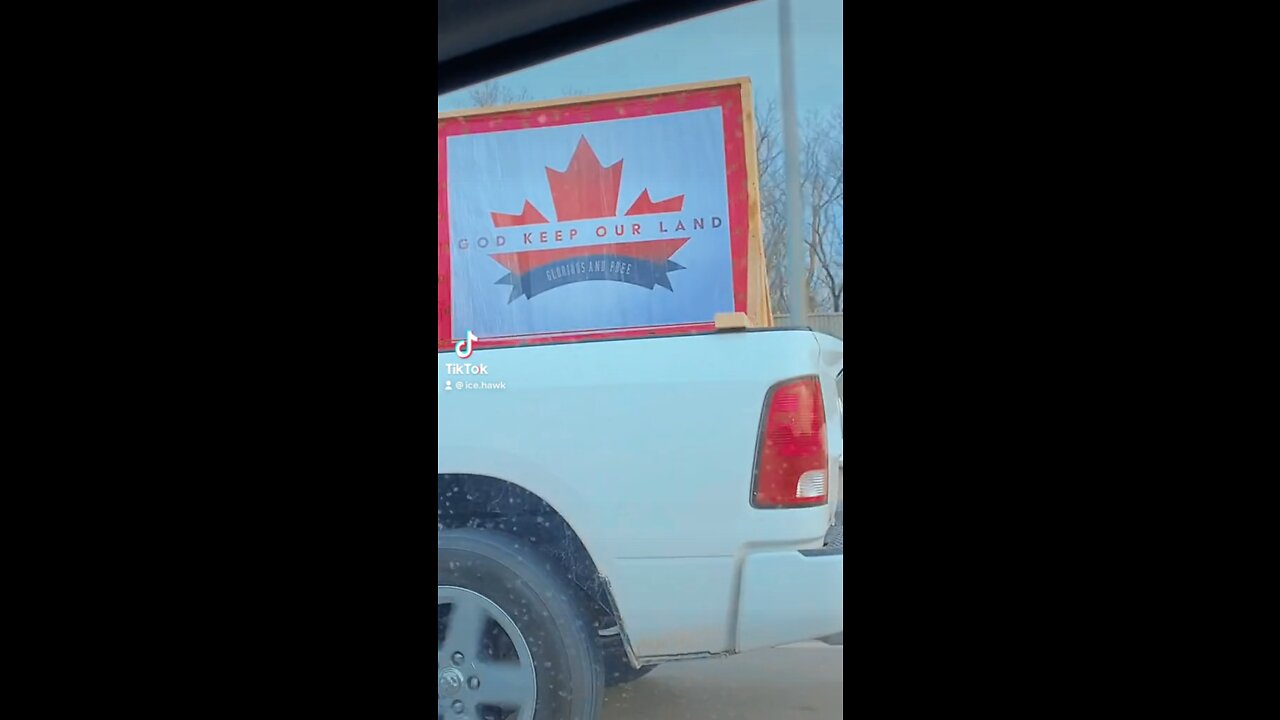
[545,137,624,221]
[488,136,684,226]
[625,188,685,216]
[491,200,548,228]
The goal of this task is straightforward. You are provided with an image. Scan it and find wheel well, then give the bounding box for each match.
[437,474,619,633]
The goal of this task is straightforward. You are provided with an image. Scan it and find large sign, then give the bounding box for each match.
[438,79,768,350]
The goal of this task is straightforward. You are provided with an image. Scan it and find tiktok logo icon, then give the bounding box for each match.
[455,330,478,359]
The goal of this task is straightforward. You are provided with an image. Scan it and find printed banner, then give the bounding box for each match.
[438,82,755,348]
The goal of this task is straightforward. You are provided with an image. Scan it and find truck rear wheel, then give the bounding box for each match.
[438,528,604,720]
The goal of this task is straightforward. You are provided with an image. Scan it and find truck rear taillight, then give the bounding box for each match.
[752,376,828,508]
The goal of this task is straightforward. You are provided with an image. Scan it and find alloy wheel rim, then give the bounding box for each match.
[438,585,537,720]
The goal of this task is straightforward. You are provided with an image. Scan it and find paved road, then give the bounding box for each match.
[602,645,843,719]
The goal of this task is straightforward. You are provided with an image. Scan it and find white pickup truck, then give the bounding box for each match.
[438,327,844,720]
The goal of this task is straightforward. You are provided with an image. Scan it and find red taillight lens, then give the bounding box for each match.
[752,376,828,508]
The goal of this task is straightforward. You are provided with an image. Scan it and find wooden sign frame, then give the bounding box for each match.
[438,77,770,351]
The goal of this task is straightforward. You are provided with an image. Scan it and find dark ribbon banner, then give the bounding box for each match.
[495,254,685,302]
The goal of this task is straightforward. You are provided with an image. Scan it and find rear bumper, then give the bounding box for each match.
[735,524,844,652]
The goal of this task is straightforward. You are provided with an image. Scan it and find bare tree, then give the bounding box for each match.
[801,107,843,313]
[467,81,530,108]
[759,103,844,315]
[755,100,792,314]
[831,106,843,312]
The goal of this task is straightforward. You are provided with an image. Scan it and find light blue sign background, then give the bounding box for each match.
[447,108,734,338]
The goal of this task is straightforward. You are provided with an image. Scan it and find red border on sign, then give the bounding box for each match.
[437,84,749,351]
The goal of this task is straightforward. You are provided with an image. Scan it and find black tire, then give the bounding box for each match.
[600,635,658,687]
[438,528,604,720]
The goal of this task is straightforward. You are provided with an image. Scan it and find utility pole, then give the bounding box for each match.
[779,0,807,326]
